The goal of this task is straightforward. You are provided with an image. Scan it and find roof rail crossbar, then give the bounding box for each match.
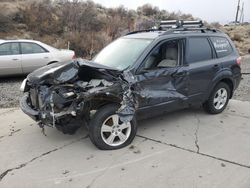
[126,29,160,35]
[125,20,219,36]
[159,20,180,29]
[159,20,204,29]
[180,20,204,28]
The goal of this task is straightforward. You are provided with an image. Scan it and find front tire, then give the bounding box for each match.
[89,104,137,150]
[203,82,230,114]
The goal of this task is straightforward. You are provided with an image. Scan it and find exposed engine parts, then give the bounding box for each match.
[24,60,137,134]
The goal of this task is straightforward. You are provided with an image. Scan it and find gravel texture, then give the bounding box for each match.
[0,76,24,108]
[0,56,250,108]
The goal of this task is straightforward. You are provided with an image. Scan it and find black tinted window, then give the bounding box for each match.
[210,37,232,58]
[21,43,47,54]
[0,43,20,56]
[186,37,212,63]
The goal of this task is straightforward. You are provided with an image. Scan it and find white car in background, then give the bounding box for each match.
[0,39,75,76]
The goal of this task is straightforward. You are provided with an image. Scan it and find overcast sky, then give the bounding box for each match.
[92,0,249,24]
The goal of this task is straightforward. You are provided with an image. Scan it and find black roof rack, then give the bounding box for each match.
[126,20,220,36]
[159,20,204,29]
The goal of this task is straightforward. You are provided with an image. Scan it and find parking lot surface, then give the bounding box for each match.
[0,100,250,188]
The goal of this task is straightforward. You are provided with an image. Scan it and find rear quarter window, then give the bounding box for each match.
[210,37,233,58]
[186,37,213,63]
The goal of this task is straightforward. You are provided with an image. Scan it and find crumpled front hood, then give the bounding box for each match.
[27,59,120,85]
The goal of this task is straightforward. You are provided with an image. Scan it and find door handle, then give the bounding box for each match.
[12,58,19,61]
[44,57,49,59]
[172,71,187,78]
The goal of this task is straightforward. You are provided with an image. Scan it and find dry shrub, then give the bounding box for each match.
[232,33,243,42]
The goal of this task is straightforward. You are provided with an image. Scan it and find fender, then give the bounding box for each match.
[206,70,235,99]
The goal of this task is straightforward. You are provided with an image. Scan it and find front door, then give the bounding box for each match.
[135,39,189,118]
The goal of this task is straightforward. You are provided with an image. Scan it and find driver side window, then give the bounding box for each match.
[142,39,181,70]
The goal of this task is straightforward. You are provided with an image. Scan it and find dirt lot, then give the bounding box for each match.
[0,56,250,108]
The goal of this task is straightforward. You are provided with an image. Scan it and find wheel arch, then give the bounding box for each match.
[208,73,235,100]
[219,78,234,98]
[89,94,122,111]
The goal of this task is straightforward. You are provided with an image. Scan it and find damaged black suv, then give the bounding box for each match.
[20,21,241,150]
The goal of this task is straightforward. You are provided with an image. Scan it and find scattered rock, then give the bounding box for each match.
[152,165,158,168]
[133,149,141,154]
[129,145,141,154]
[62,170,70,175]
[221,163,226,167]
[86,154,94,160]
[9,129,21,136]
[129,145,135,150]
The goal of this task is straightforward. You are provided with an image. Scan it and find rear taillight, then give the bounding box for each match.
[236,57,241,66]
[72,52,76,59]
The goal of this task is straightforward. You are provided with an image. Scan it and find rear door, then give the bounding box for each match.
[20,42,51,74]
[186,37,219,103]
[0,42,22,76]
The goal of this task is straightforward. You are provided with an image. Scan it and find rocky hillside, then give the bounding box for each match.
[0,0,249,57]
[222,25,250,55]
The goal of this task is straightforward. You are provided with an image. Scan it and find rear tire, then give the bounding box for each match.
[203,82,230,114]
[89,104,137,150]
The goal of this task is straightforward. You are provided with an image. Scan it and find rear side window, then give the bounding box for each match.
[210,37,232,58]
[21,43,47,54]
[186,37,212,63]
[0,43,20,56]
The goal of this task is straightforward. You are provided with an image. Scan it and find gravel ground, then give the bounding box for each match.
[0,76,24,108]
[0,56,250,108]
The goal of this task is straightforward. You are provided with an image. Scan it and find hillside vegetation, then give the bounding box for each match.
[0,0,249,57]
[222,25,250,55]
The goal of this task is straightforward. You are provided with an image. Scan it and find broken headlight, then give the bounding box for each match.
[20,79,28,92]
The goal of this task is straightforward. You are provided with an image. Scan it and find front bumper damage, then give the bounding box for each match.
[20,60,137,134]
[20,94,39,121]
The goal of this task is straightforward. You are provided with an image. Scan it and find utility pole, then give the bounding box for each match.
[235,0,241,23]
[239,2,244,23]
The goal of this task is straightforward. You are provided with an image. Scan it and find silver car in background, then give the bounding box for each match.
[0,39,75,76]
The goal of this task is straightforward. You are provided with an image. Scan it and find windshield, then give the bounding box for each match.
[93,38,152,70]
